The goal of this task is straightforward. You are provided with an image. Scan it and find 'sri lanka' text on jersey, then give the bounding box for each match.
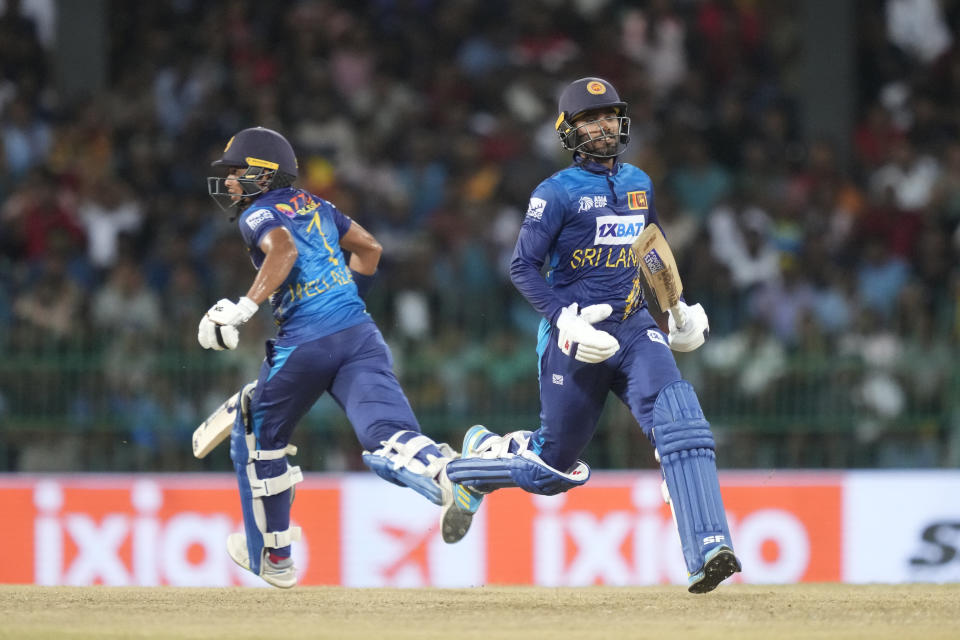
[237,187,369,343]
[511,159,659,324]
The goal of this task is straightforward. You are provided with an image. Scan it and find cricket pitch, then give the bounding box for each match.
[1,584,957,639]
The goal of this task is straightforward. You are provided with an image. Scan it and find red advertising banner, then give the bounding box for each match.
[485,473,843,585]
[0,475,341,586]
[0,472,845,586]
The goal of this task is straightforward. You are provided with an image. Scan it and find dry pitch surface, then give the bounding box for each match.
[2,584,958,640]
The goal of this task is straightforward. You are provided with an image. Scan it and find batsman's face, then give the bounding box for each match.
[572,108,620,156]
[224,168,246,202]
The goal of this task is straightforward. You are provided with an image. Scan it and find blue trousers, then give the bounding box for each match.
[250,320,421,455]
[532,307,681,471]
[235,320,425,564]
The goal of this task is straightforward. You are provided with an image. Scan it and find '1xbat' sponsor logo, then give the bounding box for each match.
[593,215,645,245]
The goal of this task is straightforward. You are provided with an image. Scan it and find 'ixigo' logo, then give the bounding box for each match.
[529,480,813,586]
[32,479,307,586]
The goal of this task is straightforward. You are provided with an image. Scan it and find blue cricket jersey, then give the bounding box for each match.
[510,156,659,325]
[236,187,370,343]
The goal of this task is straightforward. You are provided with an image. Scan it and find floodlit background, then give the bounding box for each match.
[0,0,958,476]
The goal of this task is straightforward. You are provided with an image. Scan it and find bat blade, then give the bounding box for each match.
[631,223,684,321]
[192,389,242,458]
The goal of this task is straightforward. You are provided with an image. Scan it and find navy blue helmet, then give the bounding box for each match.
[555,77,630,158]
[208,127,298,214]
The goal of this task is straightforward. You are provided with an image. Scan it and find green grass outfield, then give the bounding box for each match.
[2,584,958,639]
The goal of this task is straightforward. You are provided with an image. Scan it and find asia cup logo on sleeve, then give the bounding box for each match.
[526,197,546,220]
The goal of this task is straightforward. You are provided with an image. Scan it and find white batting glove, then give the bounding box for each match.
[198,317,239,350]
[556,302,620,364]
[668,301,709,352]
[197,297,258,351]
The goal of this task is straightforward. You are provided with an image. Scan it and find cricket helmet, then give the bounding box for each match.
[208,127,298,214]
[555,77,630,158]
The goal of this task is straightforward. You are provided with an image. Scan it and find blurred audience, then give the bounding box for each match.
[1,0,958,471]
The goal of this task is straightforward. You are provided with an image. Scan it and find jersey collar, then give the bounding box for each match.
[239,186,297,215]
[572,153,622,175]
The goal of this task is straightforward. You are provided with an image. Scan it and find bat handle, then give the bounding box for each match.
[669,303,687,330]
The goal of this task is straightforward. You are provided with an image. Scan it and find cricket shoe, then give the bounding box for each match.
[438,425,489,543]
[227,532,297,589]
[687,545,741,594]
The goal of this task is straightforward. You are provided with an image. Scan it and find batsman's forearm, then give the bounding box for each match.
[509,258,564,324]
[349,249,380,276]
[246,247,297,304]
[340,221,382,275]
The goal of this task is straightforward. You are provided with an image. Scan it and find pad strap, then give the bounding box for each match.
[263,526,302,549]
[250,444,299,460]
[384,432,439,471]
[361,430,452,505]
[248,464,304,498]
[446,431,590,496]
[472,430,530,459]
[245,432,298,461]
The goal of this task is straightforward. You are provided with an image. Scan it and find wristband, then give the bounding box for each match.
[236,296,259,323]
[351,270,375,298]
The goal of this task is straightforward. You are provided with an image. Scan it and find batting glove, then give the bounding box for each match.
[667,301,709,352]
[197,297,258,351]
[556,302,620,364]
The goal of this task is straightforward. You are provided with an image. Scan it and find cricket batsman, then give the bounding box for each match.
[201,127,469,588]
[441,78,742,593]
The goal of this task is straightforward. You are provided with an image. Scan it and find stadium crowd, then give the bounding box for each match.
[1,0,959,472]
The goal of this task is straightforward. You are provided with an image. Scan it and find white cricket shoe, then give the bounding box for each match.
[227,532,297,589]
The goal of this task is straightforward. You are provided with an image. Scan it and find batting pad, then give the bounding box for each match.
[654,381,734,575]
[447,454,590,495]
[229,410,302,574]
[361,431,450,505]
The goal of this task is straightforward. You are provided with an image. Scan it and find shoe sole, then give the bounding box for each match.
[687,547,740,594]
[261,572,297,589]
[441,502,475,543]
[441,480,482,543]
[440,427,489,544]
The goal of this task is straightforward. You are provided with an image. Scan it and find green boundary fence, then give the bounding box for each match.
[2,332,957,472]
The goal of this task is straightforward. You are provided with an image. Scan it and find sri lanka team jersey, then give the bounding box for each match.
[510,157,659,324]
[237,187,370,343]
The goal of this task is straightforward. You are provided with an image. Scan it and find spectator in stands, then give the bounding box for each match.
[0,0,958,471]
[77,178,143,273]
[12,253,83,349]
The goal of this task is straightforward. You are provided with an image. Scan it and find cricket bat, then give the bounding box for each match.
[192,382,254,458]
[631,223,687,328]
